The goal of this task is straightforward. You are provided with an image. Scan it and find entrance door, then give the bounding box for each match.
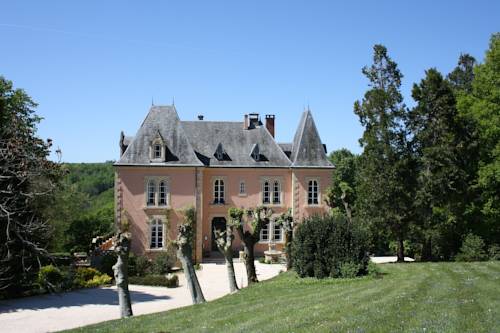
[211,217,227,251]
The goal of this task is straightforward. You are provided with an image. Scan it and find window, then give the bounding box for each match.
[263,181,270,204]
[273,223,282,242]
[260,222,269,242]
[150,218,164,249]
[159,180,168,206]
[273,181,281,204]
[214,178,225,204]
[153,144,162,159]
[239,181,246,195]
[308,179,319,205]
[259,221,283,242]
[147,180,156,206]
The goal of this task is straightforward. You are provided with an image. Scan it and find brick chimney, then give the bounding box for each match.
[244,114,249,129]
[265,114,275,137]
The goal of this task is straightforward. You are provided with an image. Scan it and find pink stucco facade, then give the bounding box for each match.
[115,166,331,262]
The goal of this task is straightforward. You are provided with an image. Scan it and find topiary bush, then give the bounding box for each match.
[291,214,369,278]
[455,233,488,262]
[37,265,64,292]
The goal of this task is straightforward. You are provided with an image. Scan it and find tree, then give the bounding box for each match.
[0,76,62,296]
[456,33,500,244]
[213,208,240,293]
[174,206,205,304]
[447,54,476,93]
[354,45,415,262]
[112,231,133,318]
[409,68,469,260]
[274,209,294,270]
[233,206,271,284]
[325,149,358,223]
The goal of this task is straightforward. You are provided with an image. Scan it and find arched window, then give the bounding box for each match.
[147,179,156,206]
[239,181,246,195]
[273,181,281,204]
[214,178,225,204]
[262,181,270,204]
[150,218,164,249]
[159,180,168,206]
[308,180,319,205]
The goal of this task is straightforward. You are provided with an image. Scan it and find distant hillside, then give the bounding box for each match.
[46,162,115,253]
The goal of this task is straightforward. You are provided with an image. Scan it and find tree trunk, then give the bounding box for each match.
[113,255,133,318]
[112,233,133,318]
[421,236,432,261]
[396,238,405,262]
[177,248,205,304]
[224,254,239,293]
[242,240,258,284]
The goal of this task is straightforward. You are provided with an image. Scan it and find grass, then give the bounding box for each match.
[66,261,500,333]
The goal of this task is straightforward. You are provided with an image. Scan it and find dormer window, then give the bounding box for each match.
[153,144,162,159]
[150,131,165,161]
[250,143,260,161]
[214,143,225,161]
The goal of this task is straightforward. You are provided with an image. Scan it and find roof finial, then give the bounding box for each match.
[172,96,175,107]
[151,97,154,106]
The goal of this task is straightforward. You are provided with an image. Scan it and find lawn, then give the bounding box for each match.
[67,261,500,333]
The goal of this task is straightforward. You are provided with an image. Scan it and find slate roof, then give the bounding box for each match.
[116,106,333,168]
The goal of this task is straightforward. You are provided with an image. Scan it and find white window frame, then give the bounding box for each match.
[144,176,170,208]
[146,179,156,206]
[259,220,283,243]
[150,135,165,161]
[213,177,226,205]
[149,216,165,250]
[262,180,271,204]
[273,180,281,204]
[158,180,169,206]
[307,177,320,206]
[260,177,283,206]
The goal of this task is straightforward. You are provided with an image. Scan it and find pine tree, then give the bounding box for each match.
[354,45,415,262]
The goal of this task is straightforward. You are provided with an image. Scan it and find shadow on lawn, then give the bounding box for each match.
[0,287,170,313]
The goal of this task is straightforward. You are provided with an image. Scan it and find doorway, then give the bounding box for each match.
[211,217,227,251]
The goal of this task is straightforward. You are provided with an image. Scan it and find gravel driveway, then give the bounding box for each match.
[0,261,284,333]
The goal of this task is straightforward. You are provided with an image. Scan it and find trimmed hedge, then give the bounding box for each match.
[129,274,179,288]
[291,214,369,278]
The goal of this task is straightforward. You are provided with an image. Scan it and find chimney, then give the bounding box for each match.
[265,115,275,138]
[248,113,260,129]
[198,115,204,120]
[244,114,248,129]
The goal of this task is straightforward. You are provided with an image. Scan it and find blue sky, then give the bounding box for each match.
[1,1,498,162]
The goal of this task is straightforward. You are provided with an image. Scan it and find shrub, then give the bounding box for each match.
[129,274,179,288]
[455,233,488,262]
[339,262,361,278]
[37,265,64,292]
[129,255,151,277]
[291,214,369,278]
[367,261,382,278]
[73,267,112,288]
[151,250,176,275]
[488,244,500,260]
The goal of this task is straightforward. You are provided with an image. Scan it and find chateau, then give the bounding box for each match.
[115,105,333,262]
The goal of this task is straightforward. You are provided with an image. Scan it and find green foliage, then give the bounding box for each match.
[488,245,500,261]
[45,163,115,253]
[129,255,151,277]
[37,265,64,292]
[0,76,63,297]
[150,250,176,275]
[129,274,179,288]
[73,267,112,288]
[367,261,382,278]
[353,45,415,262]
[292,215,369,278]
[455,233,488,262]
[339,262,361,278]
[326,149,358,221]
[96,252,117,277]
